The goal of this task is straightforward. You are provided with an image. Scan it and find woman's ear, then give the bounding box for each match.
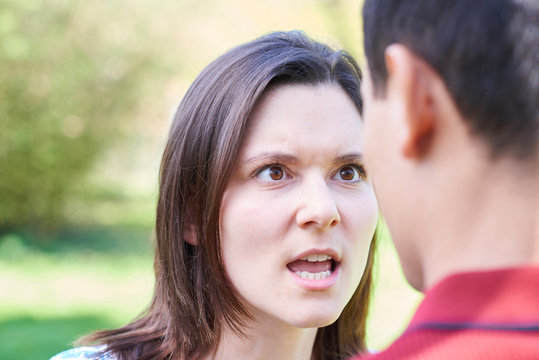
[183,218,198,246]
[384,44,436,159]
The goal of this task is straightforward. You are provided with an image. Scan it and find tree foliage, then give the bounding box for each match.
[0,0,161,234]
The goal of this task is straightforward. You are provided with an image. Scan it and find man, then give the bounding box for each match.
[355,0,539,359]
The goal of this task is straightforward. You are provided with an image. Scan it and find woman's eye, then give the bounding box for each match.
[257,165,287,182]
[334,165,363,182]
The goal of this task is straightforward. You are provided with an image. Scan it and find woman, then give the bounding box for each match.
[52,31,379,360]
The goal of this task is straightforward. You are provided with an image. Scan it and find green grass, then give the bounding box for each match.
[0,315,117,360]
[0,226,421,359]
[0,227,155,360]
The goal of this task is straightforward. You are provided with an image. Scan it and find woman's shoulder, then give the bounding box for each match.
[50,346,115,360]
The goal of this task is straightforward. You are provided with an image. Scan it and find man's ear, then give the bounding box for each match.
[384,44,436,159]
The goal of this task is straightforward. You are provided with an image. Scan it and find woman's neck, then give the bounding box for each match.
[203,314,319,360]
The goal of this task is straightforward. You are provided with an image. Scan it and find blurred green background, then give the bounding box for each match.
[0,0,421,358]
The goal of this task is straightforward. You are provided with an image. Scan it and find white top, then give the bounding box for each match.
[50,346,115,360]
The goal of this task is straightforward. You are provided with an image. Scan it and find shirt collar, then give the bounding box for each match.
[407,266,539,332]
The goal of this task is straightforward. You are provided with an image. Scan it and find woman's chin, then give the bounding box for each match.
[286,311,341,329]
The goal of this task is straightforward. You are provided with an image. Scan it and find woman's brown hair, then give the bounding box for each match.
[81,30,378,360]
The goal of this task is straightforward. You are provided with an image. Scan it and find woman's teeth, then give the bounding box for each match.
[300,254,333,262]
[295,270,332,280]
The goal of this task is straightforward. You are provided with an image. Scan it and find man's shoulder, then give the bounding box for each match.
[354,267,539,359]
[351,327,539,360]
[50,346,114,360]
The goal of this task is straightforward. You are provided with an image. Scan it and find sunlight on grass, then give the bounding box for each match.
[0,255,154,322]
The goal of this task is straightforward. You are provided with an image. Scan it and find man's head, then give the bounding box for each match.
[361,0,538,289]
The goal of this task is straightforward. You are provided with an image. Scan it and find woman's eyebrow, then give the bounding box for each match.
[243,152,365,165]
[244,152,299,164]
[334,153,365,164]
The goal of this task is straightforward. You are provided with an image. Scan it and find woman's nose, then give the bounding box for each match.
[295,177,341,230]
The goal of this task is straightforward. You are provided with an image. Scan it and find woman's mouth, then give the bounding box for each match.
[286,254,338,280]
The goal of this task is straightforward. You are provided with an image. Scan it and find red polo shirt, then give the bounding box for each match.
[352,266,539,359]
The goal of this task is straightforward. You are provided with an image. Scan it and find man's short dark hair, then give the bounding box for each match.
[363,0,538,160]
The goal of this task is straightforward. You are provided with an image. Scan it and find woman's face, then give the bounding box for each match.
[220,84,378,329]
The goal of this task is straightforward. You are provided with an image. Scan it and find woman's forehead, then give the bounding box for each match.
[239,84,364,160]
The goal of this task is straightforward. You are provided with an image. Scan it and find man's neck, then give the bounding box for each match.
[420,155,538,290]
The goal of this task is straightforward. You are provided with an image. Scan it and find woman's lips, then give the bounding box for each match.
[285,250,340,287]
[286,253,339,284]
[287,263,340,289]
